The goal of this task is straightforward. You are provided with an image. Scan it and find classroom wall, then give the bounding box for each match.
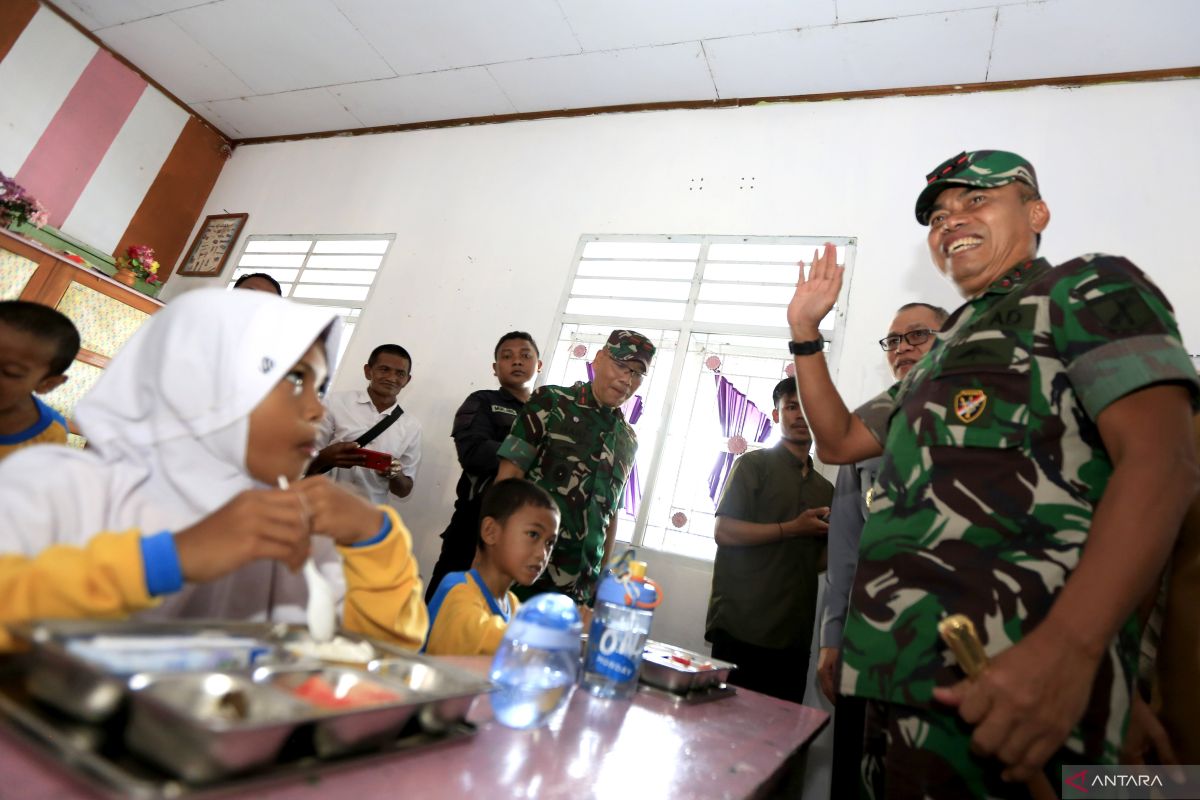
[163,77,1200,653]
[0,1,227,275]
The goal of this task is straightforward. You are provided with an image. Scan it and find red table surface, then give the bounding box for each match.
[0,658,828,800]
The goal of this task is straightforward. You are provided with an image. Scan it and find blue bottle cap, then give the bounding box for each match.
[504,592,582,650]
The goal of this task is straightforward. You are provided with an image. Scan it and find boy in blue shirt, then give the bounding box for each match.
[425,478,559,656]
[0,301,79,462]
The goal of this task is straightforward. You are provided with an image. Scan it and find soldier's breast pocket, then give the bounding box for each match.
[911,337,1033,451]
[907,357,1040,517]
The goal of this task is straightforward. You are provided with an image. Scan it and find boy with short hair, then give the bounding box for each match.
[705,377,833,703]
[424,478,559,656]
[310,343,422,502]
[425,331,542,602]
[0,300,79,462]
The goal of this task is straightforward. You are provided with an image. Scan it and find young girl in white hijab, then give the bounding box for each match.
[0,289,426,648]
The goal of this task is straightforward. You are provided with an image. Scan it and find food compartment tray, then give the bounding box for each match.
[11,619,404,723]
[367,653,494,732]
[0,664,478,800]
[16,620,291,723]
[639,640,736,694]
[124,671,311,782]
[255,665,419,758]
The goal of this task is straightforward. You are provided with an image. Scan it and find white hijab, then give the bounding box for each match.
[0,288,344,622]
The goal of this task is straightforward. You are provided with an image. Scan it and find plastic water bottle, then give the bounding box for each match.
[582,558,662,700]
[488,592,581,729]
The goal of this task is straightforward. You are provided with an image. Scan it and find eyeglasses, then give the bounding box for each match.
[878,329,936,351]
[611,359,647,381]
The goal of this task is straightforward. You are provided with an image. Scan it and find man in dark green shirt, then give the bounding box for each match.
[706,377,833,703]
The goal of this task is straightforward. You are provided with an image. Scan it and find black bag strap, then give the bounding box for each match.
[356,405,403,448]
[310,405,404,475]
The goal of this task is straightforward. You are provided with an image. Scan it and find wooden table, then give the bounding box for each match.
[0,660,827,800]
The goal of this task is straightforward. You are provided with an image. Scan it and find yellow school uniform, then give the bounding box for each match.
[424,569,519,656]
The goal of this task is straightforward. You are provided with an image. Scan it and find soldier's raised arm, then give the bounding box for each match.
[787,244,885,465]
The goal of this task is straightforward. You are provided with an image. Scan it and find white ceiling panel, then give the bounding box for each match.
[836,0,1026,23]
[706,9,996,97]
[42,0,1200,139]
[200,88,363,138]
[558,0,837,51]
[97,16,254,102]
[488,43,717,114]
[168,0,395,94]
[333,68,517,127]
[989,0,1200,81]
[333,0,581,75]
[54,0,211,31]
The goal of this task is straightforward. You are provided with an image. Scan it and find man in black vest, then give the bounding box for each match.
[425,332,542,602]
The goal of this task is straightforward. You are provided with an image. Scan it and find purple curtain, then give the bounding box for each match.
[708,375,773,503]
[586,363,644,517]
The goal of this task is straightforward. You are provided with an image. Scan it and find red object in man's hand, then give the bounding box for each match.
[355,448,393,472]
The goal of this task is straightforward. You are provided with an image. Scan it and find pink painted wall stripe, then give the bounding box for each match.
[15,49,146,227]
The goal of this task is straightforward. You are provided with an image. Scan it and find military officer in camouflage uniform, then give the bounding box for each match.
[496,330,655,604]
[786,150,1199,798]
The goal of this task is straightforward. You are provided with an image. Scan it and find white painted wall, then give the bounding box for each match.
[164,78,1200,656]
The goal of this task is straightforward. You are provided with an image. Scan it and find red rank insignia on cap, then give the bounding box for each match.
[953,389,988,423]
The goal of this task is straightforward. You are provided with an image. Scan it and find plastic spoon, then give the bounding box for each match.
[278,476,336,643]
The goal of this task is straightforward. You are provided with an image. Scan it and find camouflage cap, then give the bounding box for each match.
[915,150,1038,225]
[603,329,655,370]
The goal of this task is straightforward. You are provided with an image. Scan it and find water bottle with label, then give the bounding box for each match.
[582,554,663,700]
[488,592,582,729]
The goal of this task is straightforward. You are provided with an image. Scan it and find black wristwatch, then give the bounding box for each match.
[788,336,824,356]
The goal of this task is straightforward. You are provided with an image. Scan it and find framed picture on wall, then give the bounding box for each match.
[177,213,248,276]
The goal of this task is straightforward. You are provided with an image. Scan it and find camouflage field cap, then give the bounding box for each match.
[915,150,1038,225]
[603,329,655,371]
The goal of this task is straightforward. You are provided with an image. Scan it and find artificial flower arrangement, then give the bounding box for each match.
[0,172,49,229]
[116,244,162,285]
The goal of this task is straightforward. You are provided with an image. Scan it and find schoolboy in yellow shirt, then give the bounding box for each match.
[0,301,79,461]
[425,479,559,656]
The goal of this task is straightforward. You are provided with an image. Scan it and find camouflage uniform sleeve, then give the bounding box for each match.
[496,386,551,472]
[852,387,898,446]
[1052,255,1200,420]
[714,454,760,520]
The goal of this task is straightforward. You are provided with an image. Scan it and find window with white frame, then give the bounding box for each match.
[542,235,854,561]
[226,234,394,368]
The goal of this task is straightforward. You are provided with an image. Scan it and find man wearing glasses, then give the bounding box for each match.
[817,301,947,795]
[497,330,655,604]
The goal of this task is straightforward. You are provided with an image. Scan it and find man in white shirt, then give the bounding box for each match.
[309,344,421,504]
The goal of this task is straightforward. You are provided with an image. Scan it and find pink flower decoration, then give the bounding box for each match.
[784,363,795,378]
[671,512,688,528]
[727,435,748,455]
[572,344,588,358]
[704,355,722,371]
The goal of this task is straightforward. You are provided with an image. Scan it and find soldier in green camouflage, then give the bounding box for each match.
[496,330,655,604]
[786,150,1200,798]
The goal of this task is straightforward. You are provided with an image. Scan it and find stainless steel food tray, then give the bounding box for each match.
[11,619,404,722]
[639,640,736,694]
[0,661,478,800]
[638,682,737,706]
